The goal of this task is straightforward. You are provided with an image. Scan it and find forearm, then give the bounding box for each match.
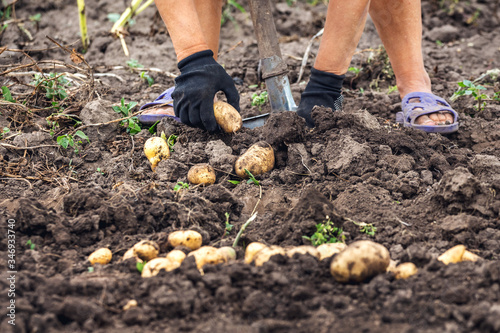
[154,0,209,61]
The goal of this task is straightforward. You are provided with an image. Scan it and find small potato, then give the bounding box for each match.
[386,259,398,273]
[187,163,216,186]
[123,300,138,311]
[88,248,112,265]
[213,101,242,133]
[141,258,180,278]
[144,137,170,171]
[393,262,418,280]
[330,240,390,283]
[286,246,320,259]
[234,141,275,178]
[122,247,137,262]
[166,250,186,265]
[244,242,268,264]
[133,240,159,262]
[188,246,225,269]
[316,243,347,261]
[462,250,482,262]
[218,246,237,263]
[168,230,202,250]
[253,246,286,267]
[438,245,466,265]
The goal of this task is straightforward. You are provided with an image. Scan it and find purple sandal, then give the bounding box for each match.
[138,87,181,125]
[396,92,459,134]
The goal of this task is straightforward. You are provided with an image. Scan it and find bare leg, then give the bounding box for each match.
[369,0,453,125]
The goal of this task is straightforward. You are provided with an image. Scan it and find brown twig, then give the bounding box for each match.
[0,142,59,150]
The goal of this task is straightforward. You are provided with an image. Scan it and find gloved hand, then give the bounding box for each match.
[172,49,240,132]
[297,68,345,127]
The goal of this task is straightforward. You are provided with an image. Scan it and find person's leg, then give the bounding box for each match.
[369,0,453,125]
[143,0,223,117]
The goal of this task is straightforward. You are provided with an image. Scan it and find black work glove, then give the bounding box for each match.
[297,67,345,127]
[172,49,240,132]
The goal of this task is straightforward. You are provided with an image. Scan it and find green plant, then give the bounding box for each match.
[387,85,398,94]
[31,73,71,101]
[112,97,141,135]
[148,120,160,134]
[29,13,42,22]
[302,216,344,246]
[224,212,233,235]
[57,130,89,154]
[244,169,260,186]
[0,127,10,139]
[165,133,178,152]
[136,261,145,273]
[126,58,142,69]
[140,71,154,86]
[1,86,15,103]
[345,217,377,236]
[435,40,444,47]
[228,180,241,185]
[451,80,488,110]
[173,182,189,191]
[96,167,104,175]
[88,267,94,273]
[26,240,35,250]
[348,66,361,75]
[251,91,269,111]
[221,0,246,27]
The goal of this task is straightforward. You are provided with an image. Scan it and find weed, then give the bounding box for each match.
[1,86,15,103]
[174,182,189,191]
[251,91,268,111]
[244,169,260,186]
[224,212,233,235]
[451,80,488,110]
[88,267,94,273]
[136,261,145,273]
[126,59,142,69]
[435,40,444,47]
[165,133,178,152]
[112,98,141,135]
[348,66,362,75]
[96,167,104,175]
[57,130,89,154]
[29,13,42,22]
[0,127,10,139]
[26,240,35,250]
[228,180,241,185]
[140,71,154,86]
[387,85,398,94]
[221,0,246,27]
[302,216,344,246]
[345,217,377,236]
[31,73,71,101]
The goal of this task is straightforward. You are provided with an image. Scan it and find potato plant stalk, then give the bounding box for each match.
[77,0,89,52]
[110,0,144,35]
[232,213,257,248]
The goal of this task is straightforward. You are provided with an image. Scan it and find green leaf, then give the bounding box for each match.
[136,262,145,273]
[107,13,120,23]
[228,180,241,185]
[29,13,41,22]
[1,86,15,102]
[57,135,70,149]
[148,121,160,134]
[75,130,89,142]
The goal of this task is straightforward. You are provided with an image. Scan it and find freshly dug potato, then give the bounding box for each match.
[168,230,202,250]
[166,250,186,265]
[213,101,242,133]
[88,248,112,265]
[188,246,225,269]
[144,136,170,171]
[187,163,216,186]
[123,300,138,311]
[234,141,275,178]
[122,247,137,261]
[393,262,418,280]
[386,259,398,273]
[218,246,237,262]
[253,246,286,267]
[141,258,180,278]
[438,245,466,265]
[317,243,347,260]
[133,240,159,262]
[330,240,390,283]
[462,250,482,262]
[244,242,268,264]
[286,246,320,259]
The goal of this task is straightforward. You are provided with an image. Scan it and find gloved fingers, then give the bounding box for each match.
[188,99,204,129]
[174,99,193,127]
[200,99,219,133]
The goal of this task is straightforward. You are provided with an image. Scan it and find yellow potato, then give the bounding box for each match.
[438,245,466,265]
[122,247,137,262]
[393,262,418,280]
[234,141,275,178]
[188,246,225,269]
[166,250,187,265]
[462,250,482,262]
[168,230,202,250]
[213,101,242,133]
[330,240,390,283]
[253,246,286,267]
[218,246,237,263]
[123,300,138,311]
[133,240,159,262]
[316,243,347,261]
[244,242,268,264]
[141,258,180,278]
[286,246,320,259]
[144,136,170,171]
[88,248,112,265]
[386,259,398,273]
[187,163,216,186]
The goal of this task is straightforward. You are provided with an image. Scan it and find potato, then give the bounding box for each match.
[213,101,242,133]
[88,248,112,265]
[188,246,225,269]
[141,258,180,278]
[462,250,482,262]
[218,246,237,262]
[316,243,347,260]
[438,245,466,265]
[187,163,216,186]
[330,240,390,283]
[393,262,418,280]
[244,242,268,264]
[234,141,275,178]
[122,247,137,262]
[168,230,202,250]
[286,246,320,259]
[123,300,138,311]
[253,246,286,267]
[144,136,170,171]
[166,250,186,265]
[133,240,159,262]
[386,259,398,273]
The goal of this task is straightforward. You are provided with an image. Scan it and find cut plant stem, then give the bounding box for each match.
[77,0,89,52]
[232,213,257,248]
[110,0,144,36]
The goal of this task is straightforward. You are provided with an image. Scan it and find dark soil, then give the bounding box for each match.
[1,0,500,332]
